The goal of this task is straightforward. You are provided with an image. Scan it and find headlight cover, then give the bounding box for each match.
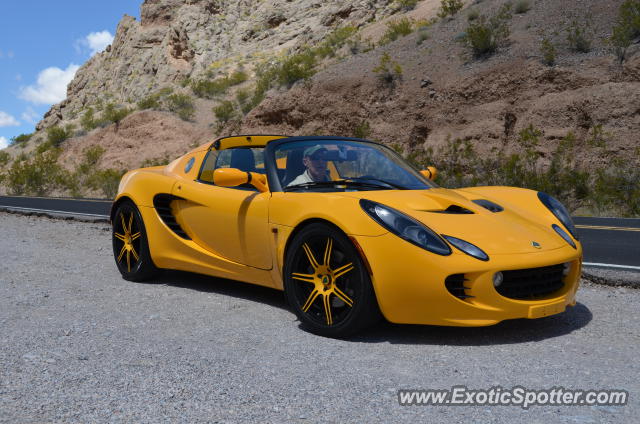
[360,199,451,256]
[553,224,577,249]
[537,192,579,240]
[442,235,490,261]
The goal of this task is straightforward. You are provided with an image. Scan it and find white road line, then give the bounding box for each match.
[583,262,640,271]
[0,205,109,219]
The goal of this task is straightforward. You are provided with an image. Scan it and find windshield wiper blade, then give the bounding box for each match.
[284,180,396,191]
[349,177,408,190]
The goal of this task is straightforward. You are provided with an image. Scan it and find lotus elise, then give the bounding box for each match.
[111,135,582,337]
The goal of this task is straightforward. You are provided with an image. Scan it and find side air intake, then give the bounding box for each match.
[153,194,191,240]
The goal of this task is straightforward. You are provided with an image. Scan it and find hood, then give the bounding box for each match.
[341,188,565,254]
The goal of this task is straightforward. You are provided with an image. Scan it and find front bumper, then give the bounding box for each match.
[354,232,582,326]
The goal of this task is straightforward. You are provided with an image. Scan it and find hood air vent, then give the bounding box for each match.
[428,204,474,214]
[153,194,191,240]
[472,199,504,213]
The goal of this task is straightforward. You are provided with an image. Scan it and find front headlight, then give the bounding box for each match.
[441,235,489,261]
[360,199,451,255]
[537,192,578,240]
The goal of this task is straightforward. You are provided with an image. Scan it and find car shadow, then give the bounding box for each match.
[145,270,592,346]
[150,270,289,311]
[352,302,593,346]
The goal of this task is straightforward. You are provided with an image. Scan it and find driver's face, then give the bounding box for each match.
[303,153,327,180]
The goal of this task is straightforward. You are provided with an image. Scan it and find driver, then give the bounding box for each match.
[287,145,330,186]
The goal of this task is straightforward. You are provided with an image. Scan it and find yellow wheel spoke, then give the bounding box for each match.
[128,213,134,234]
[333,262,354,280]
[120,214,127,234]
[117,245,127,262]
[302,288,320,312]
[114,233,127,242]
[126,250,131,272]
[302,243,320,269]
[323,238,333,267]
[333,286,354,307]
[130,246,139,262]
[323,294,333,325]
[292,272,315,284]
[130,232,141,241]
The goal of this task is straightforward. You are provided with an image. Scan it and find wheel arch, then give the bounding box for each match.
[110,195,136,224]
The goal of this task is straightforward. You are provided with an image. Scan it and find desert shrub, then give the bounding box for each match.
[166,93,195,121]
[610,0,640,63]
[86,168,126,199]
[461,3,512,58]
[373,52,403,86]
[315,26,358,58]
[380,18,414,45]
[140,155,170,167]
[566,20,592,53]
[137,93,161,110]
[6,148,66,196]
[277,49,317,87]
[540,37,557,66]
[102,103,132,125]
[47,125,73,147]
[213,100,236,123]
[397,0,419,11]
[9,133,32,145]
[438,0,463,18]
[467,9,480,21]
[586,124,608,147]
[191,71,248,99]
[80,107,98,131]
[514,0,530,14]
[416,27,430,45]
[353,120,372,139]
[0,151,10,166]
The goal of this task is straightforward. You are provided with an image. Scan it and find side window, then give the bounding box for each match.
[198,147,265,189]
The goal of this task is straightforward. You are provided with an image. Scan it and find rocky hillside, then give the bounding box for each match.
[2,0,640,215]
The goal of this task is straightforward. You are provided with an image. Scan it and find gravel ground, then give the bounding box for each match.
[0,212,638,423]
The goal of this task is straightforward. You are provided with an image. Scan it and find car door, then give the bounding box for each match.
[172,147,272,270]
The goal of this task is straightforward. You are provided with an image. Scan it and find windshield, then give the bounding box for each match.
[271,139,436,191]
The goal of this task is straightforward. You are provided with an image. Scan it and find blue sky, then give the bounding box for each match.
[0,1,141,148]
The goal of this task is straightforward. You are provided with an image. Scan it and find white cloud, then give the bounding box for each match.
[0,137,9,149]
[0,111,20,127]
[19,64,80,105]
[21,107,40,125]
[76,31,114,56]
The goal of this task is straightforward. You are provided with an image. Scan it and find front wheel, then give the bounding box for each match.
[283,223,381,338]
[112,200,159,281]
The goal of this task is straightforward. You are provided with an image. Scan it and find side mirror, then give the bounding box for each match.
[213,168,268,192]
[420,167,438,181]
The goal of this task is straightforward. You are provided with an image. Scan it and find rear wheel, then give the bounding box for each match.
[284,223,381,338]
[112,201,159,281]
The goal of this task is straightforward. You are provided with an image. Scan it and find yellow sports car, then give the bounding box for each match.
[111,135,582,337]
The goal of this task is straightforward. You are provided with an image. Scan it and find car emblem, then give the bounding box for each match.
[532,241,541,249]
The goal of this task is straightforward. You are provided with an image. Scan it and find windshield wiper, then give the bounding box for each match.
[284,179,403,192]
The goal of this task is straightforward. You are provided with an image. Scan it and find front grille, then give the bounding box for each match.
[445,274,474,300]
[496,264,565,300]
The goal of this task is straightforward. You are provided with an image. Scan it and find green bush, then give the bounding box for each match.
[0,151,10,167]
[566,20,592,53]
[6,148,66,196]
[166,94,195,121]
[102,103,132,125]
[140,156,170,168]
[397,0,418,11]
[380,18,414,45]
[416,28,430,45]
[314,26,358,58]
[540,37,557,66]
[277,49,317,87]
[438,0,463,18]
[86,168,126,199]
[9,133,32,145]
[80,107,98,131]
[373,52,403,86]
[353,120,372,139]
[137,94,161,110]
[514,0,530,14]
[467,9,480,21]
[191,71,248,99]
[461,3,512,58]
[610,0,640,63]
[46,126,73,147]
[213,100,236,123]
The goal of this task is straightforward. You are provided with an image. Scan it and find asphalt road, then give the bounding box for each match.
[0,195,638,272]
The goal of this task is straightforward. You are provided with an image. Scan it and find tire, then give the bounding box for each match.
[112,200,159,281]
[283,222,381,338]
